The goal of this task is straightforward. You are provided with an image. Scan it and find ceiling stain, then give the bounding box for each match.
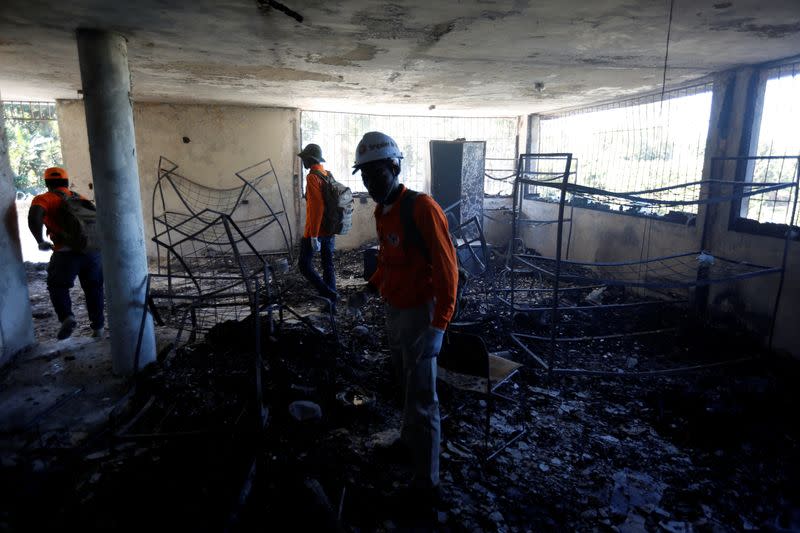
[1,0,799,113]
[427,21,455,44]
[710,18,800,38]
[353,3,420,40]
[164,62,340,83]
[315,43,378,66]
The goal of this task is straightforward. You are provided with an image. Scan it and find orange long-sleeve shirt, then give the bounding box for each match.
[303,164,332,238]
[31,187,85,251]
[368,186,458,330]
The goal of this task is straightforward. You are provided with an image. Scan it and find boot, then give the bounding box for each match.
[57,316,77,340]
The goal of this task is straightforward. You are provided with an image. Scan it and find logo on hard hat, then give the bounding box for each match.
[358,145,367,155]
[369,142,393,151]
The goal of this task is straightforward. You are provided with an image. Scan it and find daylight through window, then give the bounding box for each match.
[742,63,800,227]
[301,111,519,195]
[537,84,713,216]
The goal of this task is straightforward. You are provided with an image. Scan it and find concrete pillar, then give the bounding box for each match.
[0,94,35,366]
[76,30,155,375]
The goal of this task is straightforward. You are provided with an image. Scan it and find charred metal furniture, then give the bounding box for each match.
[438,331,526,462]
[430,140,486,237]
[148,156,295,340]
[505,154,799,377]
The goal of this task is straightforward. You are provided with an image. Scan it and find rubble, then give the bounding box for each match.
[2,253,799,531]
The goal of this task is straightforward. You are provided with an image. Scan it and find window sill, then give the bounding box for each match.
[522,196,698,226]
[730,217,800,241]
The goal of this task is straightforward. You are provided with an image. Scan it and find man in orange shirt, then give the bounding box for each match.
[297,144,338,309]
[28,167,104,340]
[349,132,458,504]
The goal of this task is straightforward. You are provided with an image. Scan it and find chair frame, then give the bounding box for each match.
[438,331,527,463]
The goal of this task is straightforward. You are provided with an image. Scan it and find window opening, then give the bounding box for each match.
[2,100,62,195]
[741,62,800,227]
[536,83,713,219]
[300,111,518,196]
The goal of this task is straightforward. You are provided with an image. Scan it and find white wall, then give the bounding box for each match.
[332,196,378,249]
[483,196,513,246]
[520,201,699,262]
[58,101,301,257]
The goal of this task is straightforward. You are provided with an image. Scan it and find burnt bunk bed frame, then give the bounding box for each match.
[503,153,799,377]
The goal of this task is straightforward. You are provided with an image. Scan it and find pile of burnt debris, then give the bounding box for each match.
[4,250,800,532]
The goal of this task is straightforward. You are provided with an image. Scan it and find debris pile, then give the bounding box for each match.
[2,253,799,531]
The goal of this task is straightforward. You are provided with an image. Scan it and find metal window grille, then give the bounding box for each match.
[744,62,800,226]
[537,83,713,215]
[3,101,57,121]
[300,111,518,195]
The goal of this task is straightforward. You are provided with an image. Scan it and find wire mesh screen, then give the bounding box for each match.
[153,157,293,258]
[149,254,265,335]
[3,101,57,121]
[150,211,270,337]
[521,155,578,202]
[747,63,800,226]
[538,83,713,215]
[301,111,518,195]
[150,157,294,339]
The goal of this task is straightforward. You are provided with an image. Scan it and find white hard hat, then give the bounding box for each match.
[353,131,403,172]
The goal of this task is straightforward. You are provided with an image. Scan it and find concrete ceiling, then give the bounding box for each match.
[0,0,799,116]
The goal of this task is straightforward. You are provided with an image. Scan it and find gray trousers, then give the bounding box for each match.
[385,302,440,488]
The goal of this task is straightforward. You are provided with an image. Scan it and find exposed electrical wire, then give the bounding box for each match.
[255,0,303,23]
[660,0,676,108]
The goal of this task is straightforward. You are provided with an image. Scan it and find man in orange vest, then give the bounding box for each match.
[349,132,458,506]
[297,143,337,310]
[28,167,104,340]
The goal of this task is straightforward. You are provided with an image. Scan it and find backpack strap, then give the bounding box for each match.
[52,189,80,201]
[399,189,431,263]
[311,169,330,183]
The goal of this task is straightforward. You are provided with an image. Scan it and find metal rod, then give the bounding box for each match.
[485,429,526,463]
[225,456,259,533]
[510,333,549,371]
[492,284,606,293]
[114,396,156,437]
[515,327,678,342]
[552,356,754,377]
[549,154,573,375]
[768,156,800,349]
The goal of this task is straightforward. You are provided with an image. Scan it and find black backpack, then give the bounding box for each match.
[312,169,354,235]
[53,190,100,252]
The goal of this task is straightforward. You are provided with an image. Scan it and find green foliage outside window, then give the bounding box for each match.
[2,103,63,194]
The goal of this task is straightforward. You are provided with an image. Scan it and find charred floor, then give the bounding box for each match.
[1,249,798,532]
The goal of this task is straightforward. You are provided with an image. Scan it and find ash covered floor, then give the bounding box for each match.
[1,250,799,532]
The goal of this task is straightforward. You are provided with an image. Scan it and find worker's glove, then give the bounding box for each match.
[310,237,321,252]
[38,240,54,251]
[419,327,445,359]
